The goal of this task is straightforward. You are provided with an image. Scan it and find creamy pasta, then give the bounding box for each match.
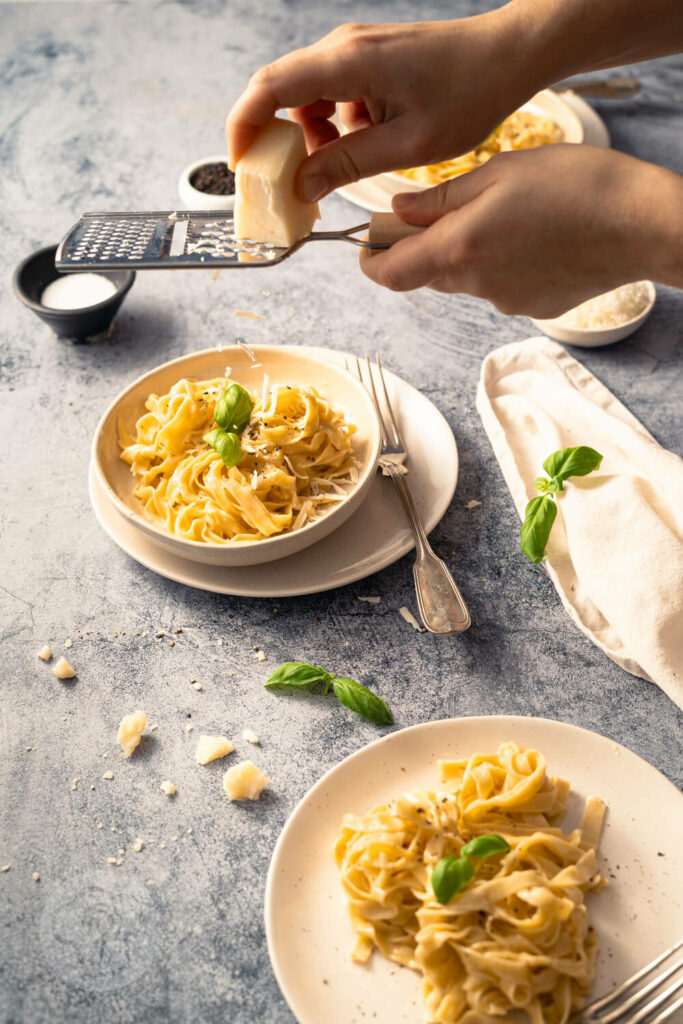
[395,111,564,185]
[334,742,606,1024]
[119,375,358,543]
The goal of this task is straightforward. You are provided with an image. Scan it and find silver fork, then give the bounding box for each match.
[578,940,683,1024]
[351,354,471,634]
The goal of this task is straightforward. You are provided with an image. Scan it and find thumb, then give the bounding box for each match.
[392,167,492,226]
[295,119,410,202]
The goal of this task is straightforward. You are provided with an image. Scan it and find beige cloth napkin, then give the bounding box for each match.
[476,337,683,708]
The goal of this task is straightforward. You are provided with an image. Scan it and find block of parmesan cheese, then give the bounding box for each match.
[233,118,320,247]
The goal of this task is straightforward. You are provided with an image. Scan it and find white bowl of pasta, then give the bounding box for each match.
[92,346,381,566]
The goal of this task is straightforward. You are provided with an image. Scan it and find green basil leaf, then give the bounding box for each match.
[432,856,475,905]
[204,428,243,469]
[534,476,563,494]
[542,446,603,483]
[520,495,557,564]
[214,383,253,434]
[460,834,511,859]
[331,677,393,725]
[264,661,329,692]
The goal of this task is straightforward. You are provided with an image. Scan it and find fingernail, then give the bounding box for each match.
[393,192,418,209]
[301,174,328,202]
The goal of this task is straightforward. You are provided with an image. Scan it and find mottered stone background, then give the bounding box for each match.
[1,2,681,1023]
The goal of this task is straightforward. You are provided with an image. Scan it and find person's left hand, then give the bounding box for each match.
[360,144,680,317]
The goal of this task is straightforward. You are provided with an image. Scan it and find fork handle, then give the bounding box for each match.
[368,213,425,251]
[384,464,471,634]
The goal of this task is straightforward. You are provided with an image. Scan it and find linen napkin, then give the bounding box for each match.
[476,337,683,708]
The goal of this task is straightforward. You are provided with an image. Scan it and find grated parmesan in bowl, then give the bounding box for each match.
[531,281,655,348]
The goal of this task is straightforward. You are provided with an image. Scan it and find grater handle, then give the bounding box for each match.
[367,213,425,252]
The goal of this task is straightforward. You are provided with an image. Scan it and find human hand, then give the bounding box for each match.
[360,145,682,317]
[226,14,533,203]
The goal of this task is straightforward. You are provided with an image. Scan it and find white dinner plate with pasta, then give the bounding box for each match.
[92,345,381,566]
[336,90,609,214]
[89,346,459,595]
[264,716,683,1024]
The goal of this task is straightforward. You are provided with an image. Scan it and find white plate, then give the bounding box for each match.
[337,92,610,214]
[265,716,683,1024]
[89,346,458,596]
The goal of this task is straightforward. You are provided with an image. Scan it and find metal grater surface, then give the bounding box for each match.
[55,211,292,271]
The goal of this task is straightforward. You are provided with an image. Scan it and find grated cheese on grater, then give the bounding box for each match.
[550,282,651,330]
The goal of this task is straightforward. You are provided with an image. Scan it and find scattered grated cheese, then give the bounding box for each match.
[465,500,481,510]
[64,638,73,649]
[32,872,40,882]
[254,649,267,662]
[102,771,114,780]
[37,646,52,661]
[195,735,235,764]
[133,838,144,853]
[117,710,147,757]
[192,681,203,691]
[548,281,652,329]
[358,596,381,604]
[233,310,264,321]
[223,760,270,801]
[399,607,427,632]
[1,865,10,872]
[185,723,195,733]
[242,729,260,745]
[160,780,176,796]
[71,779,79,791]
[52,657,76,679]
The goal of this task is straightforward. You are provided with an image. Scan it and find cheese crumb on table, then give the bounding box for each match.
[71,779,78,791]
[465,499,481,510]
[223,760,270,801]
[32,872,40,882]
[37,646,52,661]
[398,606,427,632]
[64,638,73,649]
[242,729,259,745]
[185,723,195,733]
[233,117,320,247]
[192,682,203,691]
[52,657,76,679]
[117,710,148,757]
[195,735,235,765]
[233,309,265,321]
[102,771,114,780]
[160,780,176,796]
[358,596,381,604]
[254,649,266,662]
[1,865,10,872]
[133,838,144,853]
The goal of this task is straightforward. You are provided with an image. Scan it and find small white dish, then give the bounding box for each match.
[337,92,609,214]
[530,281,656,347]
[88,346,459,596]
[178,154,235,210]
[265,715,683,1024]
[92,346,381,567]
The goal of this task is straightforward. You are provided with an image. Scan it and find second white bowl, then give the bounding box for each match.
[92,346,381,566]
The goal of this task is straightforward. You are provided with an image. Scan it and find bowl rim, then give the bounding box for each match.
[178,154,235,203]
[92,344,382,553]
[530,280,656,337]
[384,88,584,187]
[13,244,135,317]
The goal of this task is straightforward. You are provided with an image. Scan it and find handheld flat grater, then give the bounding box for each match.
[55,210,421,271]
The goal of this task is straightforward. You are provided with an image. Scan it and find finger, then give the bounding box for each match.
[339,100,373,131]
[288,99,337,123]
[359,218,456,292]
[392,164,494,226]
[297,116,340,153]
[226,46,364,167]
[294,118,417,202]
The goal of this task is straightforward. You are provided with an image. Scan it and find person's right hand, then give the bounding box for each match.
[226,14,534,203]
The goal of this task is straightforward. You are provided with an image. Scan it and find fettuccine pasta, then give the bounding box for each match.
[395,110,564,185]
[119,375,358,543]
[334,742,606,1024]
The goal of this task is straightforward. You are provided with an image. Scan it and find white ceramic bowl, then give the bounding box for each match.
[530,281,656,347]
[92,346,381,567]
[178,154,235,210]
[386,89,584,192]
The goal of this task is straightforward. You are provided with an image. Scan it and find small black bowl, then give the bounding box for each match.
[13,245,135,344]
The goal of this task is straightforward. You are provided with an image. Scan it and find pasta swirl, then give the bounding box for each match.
[334,742,606,1024]
[119,375,358,543]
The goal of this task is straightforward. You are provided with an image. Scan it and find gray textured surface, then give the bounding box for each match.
[1,3,682,1023]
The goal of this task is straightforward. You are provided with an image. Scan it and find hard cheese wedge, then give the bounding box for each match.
[233,118,320,247]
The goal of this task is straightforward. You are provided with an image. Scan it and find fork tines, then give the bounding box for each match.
[580,939,683,1024]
